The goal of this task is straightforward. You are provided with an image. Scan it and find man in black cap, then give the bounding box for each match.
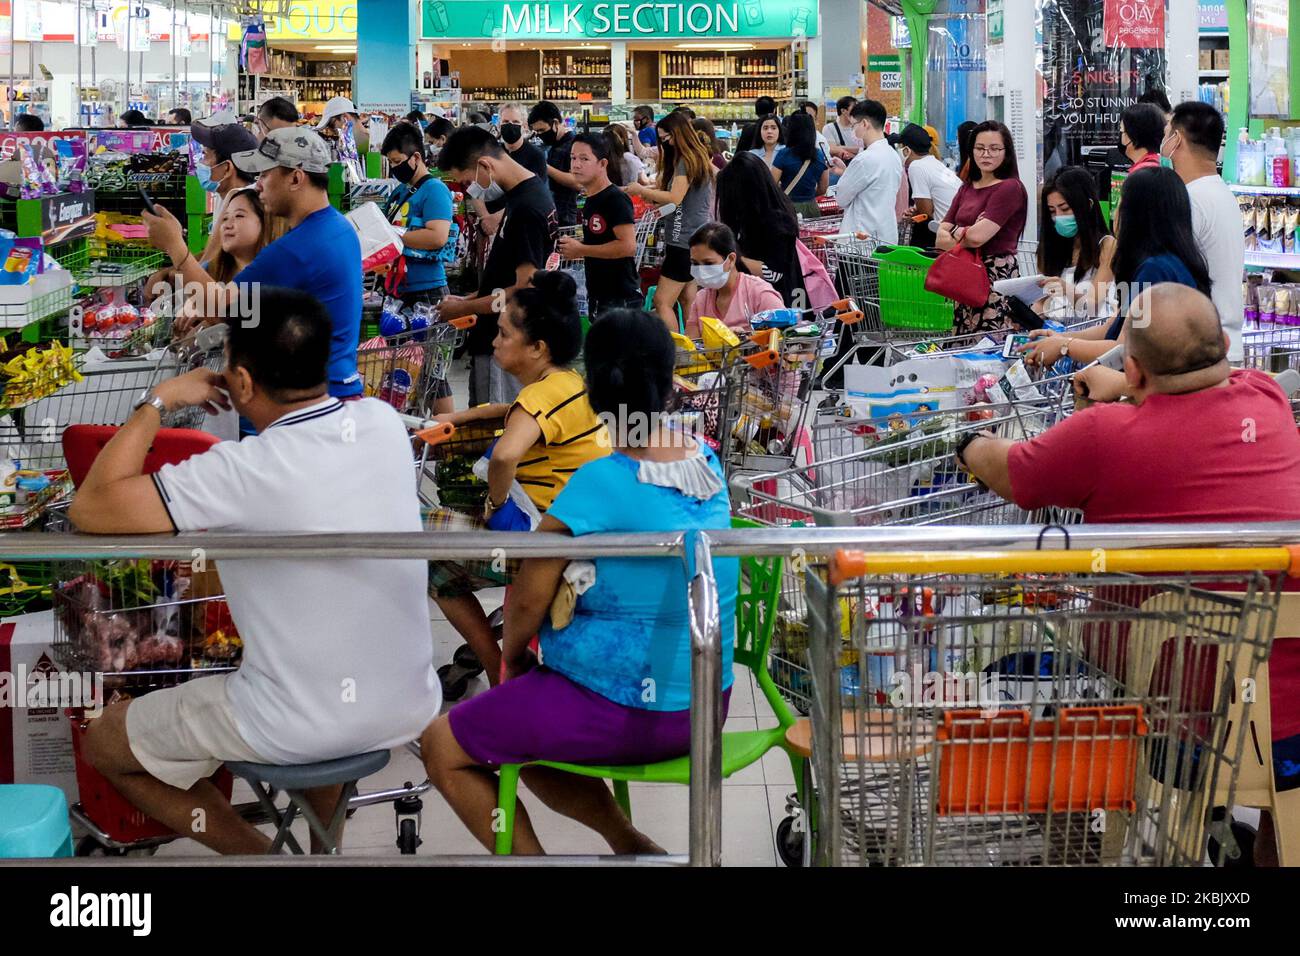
[895,123,961,249]
[190,114,260,245]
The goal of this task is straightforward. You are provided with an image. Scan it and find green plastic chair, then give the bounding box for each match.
[492,517,801,855]
[643,285,686,334]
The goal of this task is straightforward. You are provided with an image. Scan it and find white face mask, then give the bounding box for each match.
[691,262,730,289]
[466,163,504,203]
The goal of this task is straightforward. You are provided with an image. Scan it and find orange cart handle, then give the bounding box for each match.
[415,421,455,446]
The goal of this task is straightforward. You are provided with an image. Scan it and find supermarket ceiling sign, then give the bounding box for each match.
[421,1,819,39]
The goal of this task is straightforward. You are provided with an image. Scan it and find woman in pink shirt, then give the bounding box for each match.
[685,222,784,336]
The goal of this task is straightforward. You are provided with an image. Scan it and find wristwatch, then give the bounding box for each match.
[1060,338,1074,358]
[133,389,168,417]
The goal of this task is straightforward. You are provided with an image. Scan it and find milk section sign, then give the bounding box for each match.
[422,1,820,39]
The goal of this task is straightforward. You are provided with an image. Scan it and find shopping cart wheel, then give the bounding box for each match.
[775,815,805,868]
[396,818,421,855]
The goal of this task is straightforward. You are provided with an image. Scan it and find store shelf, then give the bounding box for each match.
[543,74,612,79]
[1231,183,1300,197]
[1246,251,1300,270]
[1199,70,1229,78]
[1200,29,1229,37]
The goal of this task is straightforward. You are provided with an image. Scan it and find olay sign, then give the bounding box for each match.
[1103,0,1164,48]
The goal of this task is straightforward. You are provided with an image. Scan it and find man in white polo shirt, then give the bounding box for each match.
[72,288,440,855]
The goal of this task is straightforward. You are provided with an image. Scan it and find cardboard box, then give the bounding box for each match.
[1213,49,1231,71]
[0,610,80,806]
[1200,49,1213,70]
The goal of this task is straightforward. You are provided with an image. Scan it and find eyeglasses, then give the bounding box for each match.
[973,145,1006,156]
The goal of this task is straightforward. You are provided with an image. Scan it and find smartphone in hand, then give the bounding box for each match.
[139,188,158,216]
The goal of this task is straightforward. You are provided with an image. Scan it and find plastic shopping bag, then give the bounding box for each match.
[346,202,404,273]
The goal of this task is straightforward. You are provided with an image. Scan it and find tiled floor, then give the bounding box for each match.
[150,360,796,863]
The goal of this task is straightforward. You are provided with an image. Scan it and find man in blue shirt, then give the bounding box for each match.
[381,122,458,413]
[143,127,364,401]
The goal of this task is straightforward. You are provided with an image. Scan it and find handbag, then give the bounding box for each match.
[923,244,991,308]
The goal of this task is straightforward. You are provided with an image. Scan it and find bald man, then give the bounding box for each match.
[958,283,1300,523]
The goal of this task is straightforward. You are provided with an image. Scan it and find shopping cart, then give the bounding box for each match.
[1241,320,1300,374]
[733,395,1076,530]
[799,215,846,274]
[357,315,475,419]
[792,545,1279,866]
[147,323,230,430]
[725,301,863,476]
[51,554,243,854]
[634,203,674,272]
[825,237,1046,380]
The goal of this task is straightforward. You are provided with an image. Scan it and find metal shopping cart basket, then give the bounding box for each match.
[733,393,1075,530]
[1241,319,1300,374]
[357,315,475,420]
[793,545,1280,866]
[725,303,862,477]
[51,555,244,854]
[799,215,846,275]
[635,204,673,272]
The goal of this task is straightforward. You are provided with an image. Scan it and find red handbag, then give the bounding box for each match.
[924,244,991,308]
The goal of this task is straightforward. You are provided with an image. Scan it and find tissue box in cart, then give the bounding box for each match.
[0,609,83,806]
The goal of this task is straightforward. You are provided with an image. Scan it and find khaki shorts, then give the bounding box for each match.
[125,673,268,791]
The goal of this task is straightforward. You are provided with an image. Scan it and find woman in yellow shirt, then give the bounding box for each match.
[432,270,609,689]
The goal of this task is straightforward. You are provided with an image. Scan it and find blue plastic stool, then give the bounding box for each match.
[0,785,74,858]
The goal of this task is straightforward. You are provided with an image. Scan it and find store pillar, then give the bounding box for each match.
[1003,0,1037,239]
[356,0,419,113]
[1166,9,1198,106]
[816,0,864,101]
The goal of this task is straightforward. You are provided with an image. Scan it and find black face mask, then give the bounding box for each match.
[390,155,417,184]
[500,122,523,145]
[537,128,558,147]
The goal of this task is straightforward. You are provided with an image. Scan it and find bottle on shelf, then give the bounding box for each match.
[1268,127,1291,188]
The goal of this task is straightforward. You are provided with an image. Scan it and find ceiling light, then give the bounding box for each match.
[674,42,755,50]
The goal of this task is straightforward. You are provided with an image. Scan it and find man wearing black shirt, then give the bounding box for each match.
[475,103,549,236]
[558,133,640,320]
[528,100,579,227]
[437,127,558,406]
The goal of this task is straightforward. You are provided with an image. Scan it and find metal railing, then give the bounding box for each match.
[4,521,1300,866]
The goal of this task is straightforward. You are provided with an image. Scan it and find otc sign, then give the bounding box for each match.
[422,1,819,39]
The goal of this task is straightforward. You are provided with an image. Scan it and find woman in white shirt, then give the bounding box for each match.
[748,115,783,167]
[897,124,961,249]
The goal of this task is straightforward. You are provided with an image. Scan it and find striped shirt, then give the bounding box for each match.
[511,368,609,509]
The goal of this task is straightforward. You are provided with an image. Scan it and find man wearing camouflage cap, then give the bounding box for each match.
[144,127,364,408]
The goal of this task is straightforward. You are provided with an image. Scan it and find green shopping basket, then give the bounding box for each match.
[872,245,954,333]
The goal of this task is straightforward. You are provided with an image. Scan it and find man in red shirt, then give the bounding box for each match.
[960,284,1300,523]
[960,283,1300,864]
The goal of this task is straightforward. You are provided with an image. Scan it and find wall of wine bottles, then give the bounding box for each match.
[656,49,792,102]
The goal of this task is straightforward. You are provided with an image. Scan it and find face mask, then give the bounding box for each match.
[195,160,226,192]
[537,128,558,147]
[1160,132,1179,160]
[466,165,505,203]
[391,155,417,184]
[1052,214,1078,239]
[691,262,730,290]
[500,122,523,145]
